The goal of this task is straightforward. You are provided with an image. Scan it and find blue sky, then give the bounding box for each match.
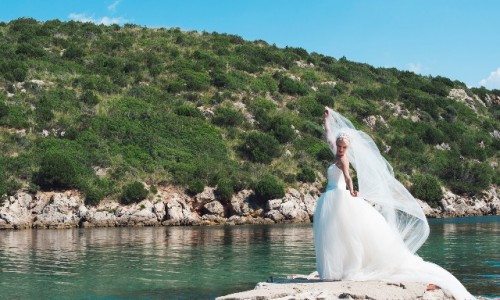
[1,0,499,89]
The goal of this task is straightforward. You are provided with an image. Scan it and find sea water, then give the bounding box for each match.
[0,216,498,299]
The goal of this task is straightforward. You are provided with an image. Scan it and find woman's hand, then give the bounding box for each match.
[350,191,359,197]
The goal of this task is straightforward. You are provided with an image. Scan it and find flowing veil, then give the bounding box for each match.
[325,108,429,253]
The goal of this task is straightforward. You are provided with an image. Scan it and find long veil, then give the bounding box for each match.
[325,108,429,253]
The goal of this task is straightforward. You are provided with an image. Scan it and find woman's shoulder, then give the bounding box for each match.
[339,156,349,165]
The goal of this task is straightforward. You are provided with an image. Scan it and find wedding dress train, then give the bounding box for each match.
[313,164,476,300]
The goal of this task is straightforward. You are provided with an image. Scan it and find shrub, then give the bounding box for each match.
[253,174,285,202]
[120,181,148,204]
[175,104,204,118]
[0,101,8,118]
[166,80,185,93]
[80,90,99,106]
[188,179,205,195]
[278,77,309,95]
[81,178,109,206]
[435,155,493,194]
[270,115,295,143]
[247,97,277,113]
[252,75,278,93]
[298,167,316,183]
[411,174,443,208]
[422,126,446,145]
[211,71,230,88]
[150,185,158,194]
[316,93,335,107]
[212,106,244,127]
[296,96,324,117]
[0,169,7,203]
[34,150,83,190]
[240,131,281,164]
[215,178,234,204]
[63,45,84,60]
[178,70,211,91]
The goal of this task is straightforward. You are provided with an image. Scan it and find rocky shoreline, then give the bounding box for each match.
[0,183,498,230]
[216,274,459,300]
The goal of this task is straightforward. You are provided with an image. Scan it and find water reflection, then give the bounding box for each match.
[0,218,498,299]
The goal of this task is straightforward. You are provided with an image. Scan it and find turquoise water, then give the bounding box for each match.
[0,216,498,299]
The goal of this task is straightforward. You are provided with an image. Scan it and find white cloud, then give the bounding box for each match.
[68,13,95,23]
[479,67,500,89]
[408,63,422,74]
[68,13,128,25]
[108,0,121,13]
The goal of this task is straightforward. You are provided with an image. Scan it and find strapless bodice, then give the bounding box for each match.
[326,164,347,191]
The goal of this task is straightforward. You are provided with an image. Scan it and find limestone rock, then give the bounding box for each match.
[33,192,82,229]
[203,200,225,217]
[0,192,34,229]
[195,186,216,205]
[264,209,284,222]
[216,278,455,300]
[230,189,256,216]
[163,192,201,226]
[448,88,484,112]
[153,201,166,220]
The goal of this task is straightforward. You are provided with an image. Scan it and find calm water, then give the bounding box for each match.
[0,216,498,299]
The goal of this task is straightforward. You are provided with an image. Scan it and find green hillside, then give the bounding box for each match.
[0,18,498,207]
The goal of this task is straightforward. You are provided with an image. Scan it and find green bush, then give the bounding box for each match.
[34,150,84,190]
[298,167,316,183]
[63,45,84,60]
[120,181,148,204]
[278,77,309,95]
[247,97,277,113]
[80,90,99,106]
[316,93,335,107]
[240,131,281,164]
[212,106,244,127]
[422,126,446,145]
[0,168,7,203]
[81,178,109,206]
[188,179,205,195]
[296,96,324,117]
[254,174,285,203]
[411,174,443,208]
[269,115,295,143]
[435,155,493,194]
[167,80,185,93]
[215,178,234,204]
[178,70,211,91]
[175,104,204,118]
[150,185,158,194]
[0,60,28,82]
[0,101,8,119]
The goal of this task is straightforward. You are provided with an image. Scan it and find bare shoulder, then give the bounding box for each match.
[339,155,350,166]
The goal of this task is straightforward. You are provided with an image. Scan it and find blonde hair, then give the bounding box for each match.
[336,132,351,145]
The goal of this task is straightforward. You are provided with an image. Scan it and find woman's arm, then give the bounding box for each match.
[340,157,358,197]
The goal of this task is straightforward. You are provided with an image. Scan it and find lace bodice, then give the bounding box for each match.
[326,164,347,191]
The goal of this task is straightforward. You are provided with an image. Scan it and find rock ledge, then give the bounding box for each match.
[216,275,458,300]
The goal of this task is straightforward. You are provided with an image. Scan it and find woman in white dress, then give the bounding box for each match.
[313,107,476,300]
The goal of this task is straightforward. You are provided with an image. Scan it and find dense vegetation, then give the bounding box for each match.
[0,18,498,205]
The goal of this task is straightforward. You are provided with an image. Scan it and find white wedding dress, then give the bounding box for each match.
[313,163,476,300]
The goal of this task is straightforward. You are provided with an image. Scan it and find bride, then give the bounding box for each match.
[313,107,476,300]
